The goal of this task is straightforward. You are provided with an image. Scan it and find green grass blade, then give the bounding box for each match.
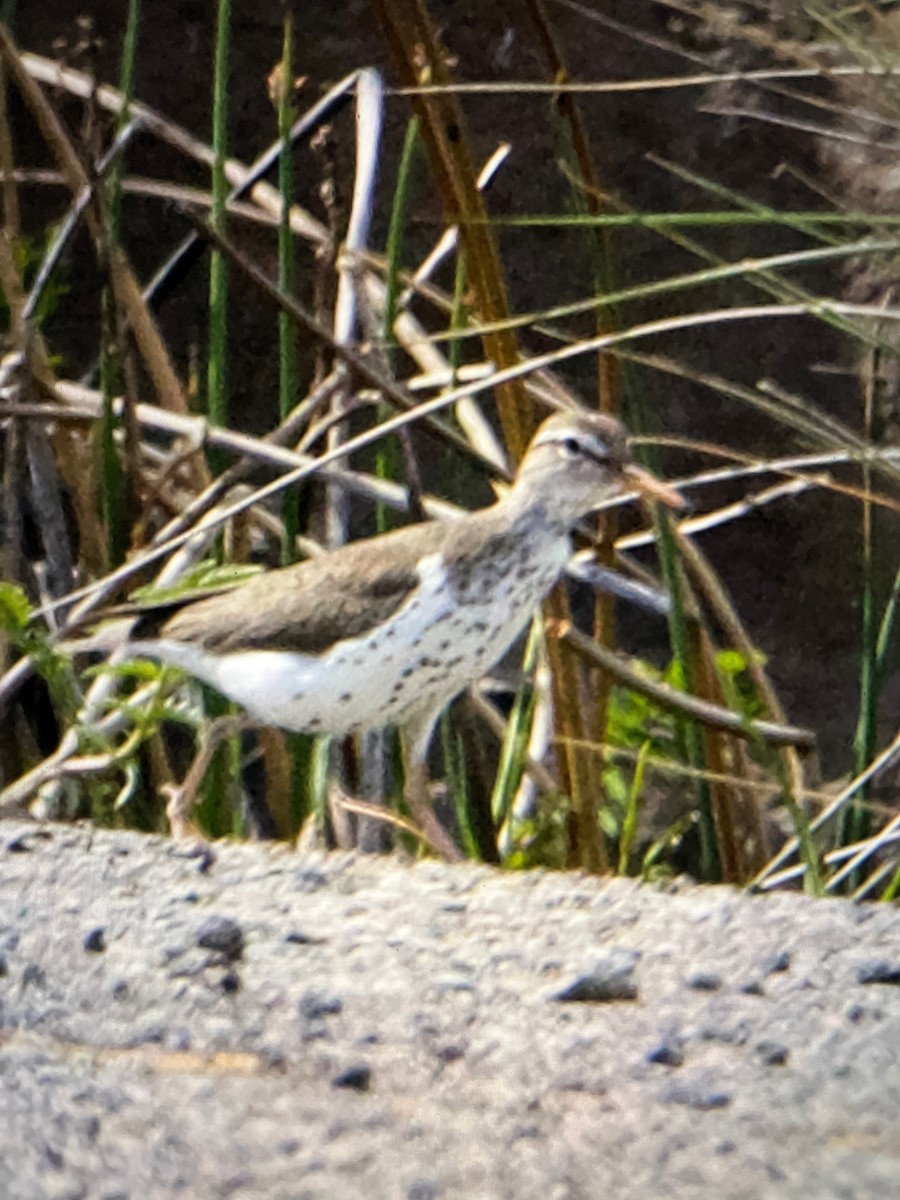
[277,9,298,562]
[441,715,479,860]
[618,740,651,875]
[377,116,420,535]
[207,0,231,465]
[99,0,140,568]
[492,620,540,840]
[655,513,719,880]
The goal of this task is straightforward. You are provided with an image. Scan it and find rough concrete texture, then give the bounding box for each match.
[1,820,898,1199]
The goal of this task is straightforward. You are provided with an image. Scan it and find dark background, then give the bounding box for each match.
[12,0,897,774]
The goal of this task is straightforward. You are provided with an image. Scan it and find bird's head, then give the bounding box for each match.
[513,410,682,525]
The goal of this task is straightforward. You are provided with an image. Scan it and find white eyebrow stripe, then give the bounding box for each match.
[534,429,611,463]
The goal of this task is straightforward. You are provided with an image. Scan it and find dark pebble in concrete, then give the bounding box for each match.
[436,1044,465,1064]
[83,927,106,953]
[756,1040,789,1066]
[21,963,45,989]
[662,1083,732,1111]
[857,960,900,986]
[196,915,244,961]
[284,929,324,945]
[299,989,343,1020]
[762,949,792,974]
[647,1041,685,1067]
[221,969,241,993]
[407,1181,439,1200]
[332,1064,372,1092]
[554,948,640,1003]
[687,971,722,992]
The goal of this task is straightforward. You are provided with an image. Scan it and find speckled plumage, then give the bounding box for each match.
[121,411,675,820]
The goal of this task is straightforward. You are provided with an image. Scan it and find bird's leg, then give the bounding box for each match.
[400,721,463,863]
[162,713,255,839]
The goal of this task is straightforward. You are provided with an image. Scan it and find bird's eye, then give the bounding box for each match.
[562,437,581,456]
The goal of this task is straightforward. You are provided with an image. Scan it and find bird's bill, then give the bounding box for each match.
[623,463,685,509]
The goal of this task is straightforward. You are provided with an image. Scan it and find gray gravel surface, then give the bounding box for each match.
[1,820,899,1200]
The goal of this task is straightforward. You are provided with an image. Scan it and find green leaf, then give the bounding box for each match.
[130,560,263,605]
[0,582,33,633]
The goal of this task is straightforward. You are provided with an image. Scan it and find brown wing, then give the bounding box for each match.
[134,519,454,656]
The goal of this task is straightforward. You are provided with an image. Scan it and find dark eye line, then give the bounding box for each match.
[560,437,610,468]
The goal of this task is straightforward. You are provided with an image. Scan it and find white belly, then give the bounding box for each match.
[130,544,567,743]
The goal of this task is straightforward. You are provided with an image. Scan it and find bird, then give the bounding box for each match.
[92,409,681,857]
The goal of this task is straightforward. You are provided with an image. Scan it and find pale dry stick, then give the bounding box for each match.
[0,231,80,608]
[395,66,900,96]
[23,118,144,323]
[498,654,557,859]
[552,621,816,751]
[619,479,817,553]
[394,142,511,469]
[628,438,900,523]
[406,361,495,390]
[671,515,816,880]
[27,292,884,635]
[583,739,835,805]
[826,810,900,894]
[400,143,511,307]
[326,68,383,548]
[329,789,463,859]
[22,50,330,247]
[569,554,671,617]
[669,463,900,525]
[852,860,899,902]
[135,372,349,559]
[624,352,900,488]
[670,520,809,774]
[748,827,900,893]
[752,724,900,891]
[466,688,559,796]
[1,33,187,418]
[333,70,382,351]
[15,49,617,475]
[0,169,312,223]
[140,72,361,311]
[0,384,449,530]
[642,441,900,483]
[700,102,900,154]
[136,440,326,563]
[404,236,900,349]
[45,383,460,518]
[0,672,162,809]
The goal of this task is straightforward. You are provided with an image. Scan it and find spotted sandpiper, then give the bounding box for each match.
[105,410,680,857]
